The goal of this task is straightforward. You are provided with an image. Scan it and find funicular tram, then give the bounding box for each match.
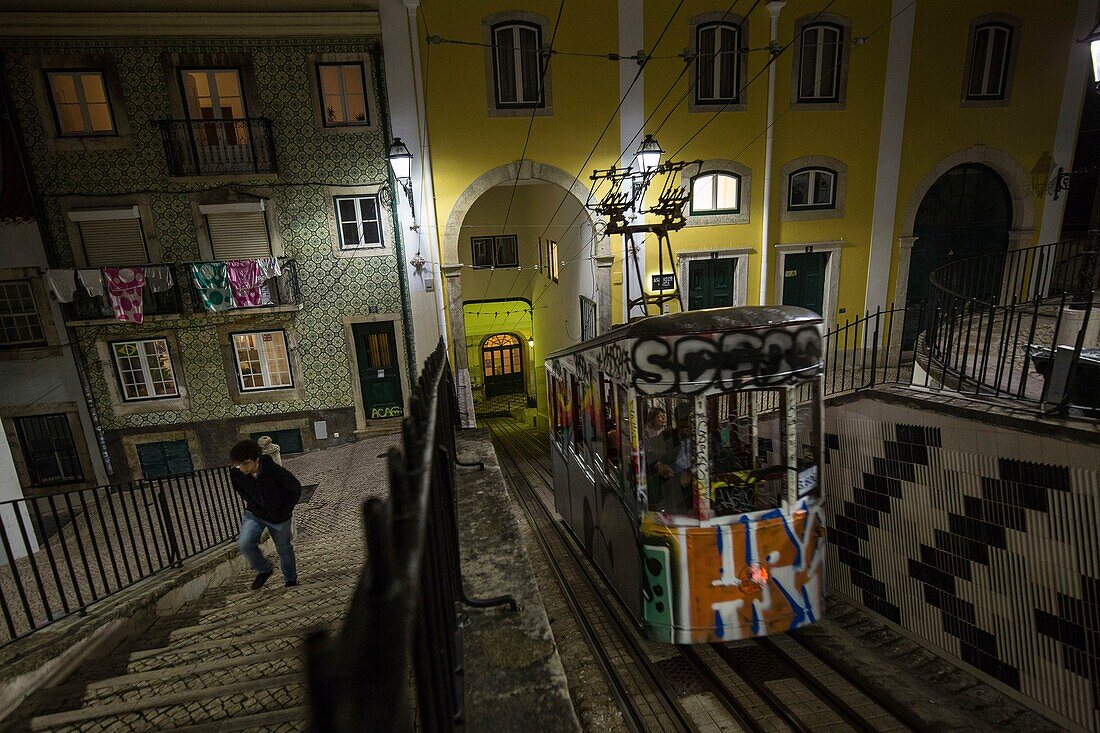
[545,306,825,644]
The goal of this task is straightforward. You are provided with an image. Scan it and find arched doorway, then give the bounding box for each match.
[904,163,1012,346]
[481,333,524,399]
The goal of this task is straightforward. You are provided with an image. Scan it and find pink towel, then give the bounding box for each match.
[226,259,272,307]
[102,267,145,323]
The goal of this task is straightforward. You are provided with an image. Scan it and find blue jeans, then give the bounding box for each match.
[238,511,297,584]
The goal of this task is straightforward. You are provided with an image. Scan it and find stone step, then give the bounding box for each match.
[216,570,357,606]
[155,580,354,632]
[163,706,307,733]
[26,673,305,732]
[16,648,303,720]
[153,604,346,649]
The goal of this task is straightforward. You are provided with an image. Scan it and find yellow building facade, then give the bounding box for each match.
[384,0,1095,424]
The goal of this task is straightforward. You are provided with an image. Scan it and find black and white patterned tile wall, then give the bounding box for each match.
[824,397,1100,732]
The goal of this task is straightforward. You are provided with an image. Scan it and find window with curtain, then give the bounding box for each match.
[797,23,843,102]
[232,330,293,391]
[966,22,1013,100]
[492,21,544,108]
[317,62,370,126]
[695,22,741,104]
[111,339,179,401]
[691,172,740,214]
[788,168,837,210]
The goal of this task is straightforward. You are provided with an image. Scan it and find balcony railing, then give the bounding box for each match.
[186,258,301,314]
[63,268,184,322]
[155,118,276,176]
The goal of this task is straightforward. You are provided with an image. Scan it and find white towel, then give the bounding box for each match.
[146,265,174,293]
[45,270,77,302]
[77,269,106,298]
[257,257,282,279]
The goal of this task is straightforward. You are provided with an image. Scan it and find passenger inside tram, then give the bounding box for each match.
[643,399,696,514]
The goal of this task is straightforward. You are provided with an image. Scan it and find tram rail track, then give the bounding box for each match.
[486,416,919,733]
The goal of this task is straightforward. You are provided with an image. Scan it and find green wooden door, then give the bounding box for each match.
[353,321,404,420]
[782,252,829,316]
[687,258,735,310]
[137,440,193,479]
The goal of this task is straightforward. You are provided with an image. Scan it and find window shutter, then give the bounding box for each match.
[206,211,272,260]
[77,218,148,266]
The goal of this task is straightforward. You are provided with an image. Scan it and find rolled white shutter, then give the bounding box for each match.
[78,219,148,266]
[206,211,272,260]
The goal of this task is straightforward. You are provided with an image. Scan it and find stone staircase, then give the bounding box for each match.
[4,539,362,732]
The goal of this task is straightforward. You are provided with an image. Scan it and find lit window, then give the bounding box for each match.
[14,414,83,485]
[45,70,115,136]
[696,22,741,104]
[0,280,45,347]
[335,195,382,249]
[482,333,522,377]
[317,63,370,126]
[691,172,740,214]
[788,168,837,210]
[492,22,543,108]
[967,23,1013,100]
[546,239,559,282]
[111,339,179,401]
[180,68,246,121]
[471,235,518,268]
[797,23,843,102]
[232,331,293,391]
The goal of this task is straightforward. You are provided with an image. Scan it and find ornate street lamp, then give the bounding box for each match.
[634,134,664,176]
[1088,20,1100,93]
[386,137,418,232]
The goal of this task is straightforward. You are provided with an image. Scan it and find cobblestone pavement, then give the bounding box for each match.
[4,432,399,733]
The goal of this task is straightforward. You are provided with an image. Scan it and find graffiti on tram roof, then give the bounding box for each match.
[631,324,822,394]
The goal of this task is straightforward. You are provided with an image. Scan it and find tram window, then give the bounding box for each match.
[616,385,632,493]
[794,382,821,498]
[585,372,604,465]
[707,390,786,515]
[570,376,586,460]
[599,374,618,478]
[549,375,566,446]
[640,396,697,515]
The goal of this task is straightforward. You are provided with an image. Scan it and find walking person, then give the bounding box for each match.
[229,439,302,589]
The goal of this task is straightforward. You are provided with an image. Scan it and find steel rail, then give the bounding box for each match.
[488,419,696,733]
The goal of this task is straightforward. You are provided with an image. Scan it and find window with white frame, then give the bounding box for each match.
[111,339,179,401]
[696,22,741,104]
[691,172,740,214]
[797,23,843,102]
[492,21,544,108]
[334,195,382,249]
[69,207,148,266]
[45,70,116,136]
[232,330,293,391]
[788,168,837,210]
[0,280,46,347]
[967,22,1013,100]
[317,63,370,126]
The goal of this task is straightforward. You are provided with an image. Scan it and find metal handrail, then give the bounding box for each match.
[306,338,516,732]
[0,466,243,646]
[154,117,277,176]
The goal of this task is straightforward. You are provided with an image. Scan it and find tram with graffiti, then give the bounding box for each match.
[545,306,825,644]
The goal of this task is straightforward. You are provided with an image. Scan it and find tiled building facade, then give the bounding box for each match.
[2,18,415,483]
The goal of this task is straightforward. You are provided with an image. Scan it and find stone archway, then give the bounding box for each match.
[442,160,609,426]
[894,145,1035,313]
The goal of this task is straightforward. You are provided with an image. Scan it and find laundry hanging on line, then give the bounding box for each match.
[103,267,146,323]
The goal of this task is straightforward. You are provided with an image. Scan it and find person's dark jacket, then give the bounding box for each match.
[230,455,302,524]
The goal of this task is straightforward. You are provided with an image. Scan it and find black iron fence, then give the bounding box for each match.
[0,467,244,646]
[155,118,277,176]
[306,338,515,733]
[823,238,1099,413]
[62,266,184,322]
[185,258,301,314]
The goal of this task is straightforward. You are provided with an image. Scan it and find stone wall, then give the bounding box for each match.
[824,388,1100,732]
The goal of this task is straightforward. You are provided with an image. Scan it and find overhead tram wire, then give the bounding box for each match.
[479,0,567,305]
[513,0,759,310]
[489,0,690,308]
[532,0,912,316]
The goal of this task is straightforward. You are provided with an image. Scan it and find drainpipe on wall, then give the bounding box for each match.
[0,54,113,475]
[404,1,448,352]
[760,1,786,305]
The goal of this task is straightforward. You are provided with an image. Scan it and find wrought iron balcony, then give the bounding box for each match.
[155,118,276,176]
[63,266,184,323]
[186,258,301,314]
